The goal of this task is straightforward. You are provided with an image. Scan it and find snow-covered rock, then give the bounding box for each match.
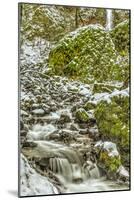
[20,154,58,196]
[95,141,121,178]
[79,85,91,97]
[91,87,129,104]
[95,141,119,157]
[117,165,129,181]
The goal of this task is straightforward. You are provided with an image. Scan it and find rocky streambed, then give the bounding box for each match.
[20,45,129,195]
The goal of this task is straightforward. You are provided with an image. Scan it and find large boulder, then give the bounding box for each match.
[49,24,121,83]
[94,89,130,166]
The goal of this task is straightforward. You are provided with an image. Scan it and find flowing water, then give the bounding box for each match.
[48,148,128,193]
[22,137,129,194]
[106,9,113,30]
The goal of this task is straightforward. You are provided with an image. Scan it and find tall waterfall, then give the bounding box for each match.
[106,9,113,31]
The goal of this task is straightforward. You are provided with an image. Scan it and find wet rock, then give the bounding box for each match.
[70,123,79,131]
[20,136,26,145]
[36,157,50,170]
[72,177,83,184]
[75,108,96,124]
[58,112,71,123]
[88,127,100,140]
[117,165,129,182]
[20,120,24,130]
[79,129,88,135]
[20,130,27,137]
[77,123,88,129]
[22,141,37,148]
[59,129,77,144]
[49,133,60,141]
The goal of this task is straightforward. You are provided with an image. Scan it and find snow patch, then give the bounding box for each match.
[20,154,58,196]
[95,141,119,157]
[117,165,129,178]
[31,109,45,115]
[91,87,129,104]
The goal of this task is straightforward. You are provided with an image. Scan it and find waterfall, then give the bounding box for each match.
[49,157,100,183]
[49,158,73,181]
[22,140,128,193]
[106,9,113,31]
[49,157,84,182]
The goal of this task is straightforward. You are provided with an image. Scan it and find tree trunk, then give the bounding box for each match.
[75,8,79,28]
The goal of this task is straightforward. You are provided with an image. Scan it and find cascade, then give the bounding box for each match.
[106,9,113,30]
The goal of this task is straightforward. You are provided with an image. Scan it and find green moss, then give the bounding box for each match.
[94,94,130,165]
[75,108,90,123]
[99,151,121,174]
[84,101,96,111]
[110,20,130,56]
[49,25,124,82]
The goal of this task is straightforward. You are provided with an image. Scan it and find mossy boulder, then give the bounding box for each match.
[95,141,121,179]
[84,101,96,111]
[110,20,130,55]
[94,91,130,166]
[49,24,122,83]
[75,108,93,123]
